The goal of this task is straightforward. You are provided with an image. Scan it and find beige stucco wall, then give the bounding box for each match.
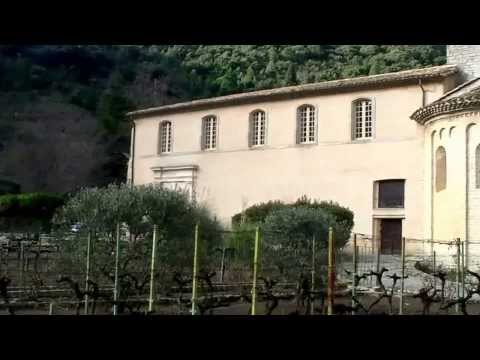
[131,79,451,243]
[425,111,480,266]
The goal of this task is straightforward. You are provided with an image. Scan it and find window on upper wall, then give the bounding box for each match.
[377,179,405,208]
[249,110,266,147]
[159,121,172,154]
[296,105,316,144]
[436,146,446,192]
[476,144,480,188]
[201,115,217,150]
[352,99,374,140]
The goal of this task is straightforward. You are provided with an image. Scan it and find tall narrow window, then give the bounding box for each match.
[476,144,480,188]
[296,105,316,144]
[436,146,446,192]
[202,115,217,150]
[353,99,373,140]
[159,121,172,154]
[249,110,266,147]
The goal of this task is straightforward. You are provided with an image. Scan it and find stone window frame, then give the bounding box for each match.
[351,97,375,141]
[158,120,173,154]
[248,109,267,148]
[373,179,406,209]
[435,146,447,192]
[296,104,318,145]
[201,115,218,151]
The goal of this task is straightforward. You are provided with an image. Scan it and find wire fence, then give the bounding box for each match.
[2,227,480,315]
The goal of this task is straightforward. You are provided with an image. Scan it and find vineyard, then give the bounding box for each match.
[2,228,480,316]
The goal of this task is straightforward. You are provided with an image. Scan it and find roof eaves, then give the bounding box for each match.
[129,64,458,119]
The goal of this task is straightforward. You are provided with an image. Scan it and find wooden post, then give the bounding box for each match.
[351,233,357,315]
[84,232,91,315]
[219,247,226,284]
[191,224,199,315]
[456,238,461,314]
[310,235,316,315]
[399,236,406,315]
[49,302,54,315]
[113,223,121,316]
[251,226,260,315]
[20,241,24,288]
[327,227,335,315]
[375,234,381,287]
[433,251,436,291]
[38,235,41,271]
[461,240,465,299]
[148,225,158,313]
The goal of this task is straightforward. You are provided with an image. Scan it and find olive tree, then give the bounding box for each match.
[261,206,351,281]
[52,183,223,309]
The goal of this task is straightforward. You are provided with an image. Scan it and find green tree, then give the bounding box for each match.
[0,192,65,233]
[285,63,297,86]
[261,206,350,280]
[97,89,133,134]
[52,184,223,306]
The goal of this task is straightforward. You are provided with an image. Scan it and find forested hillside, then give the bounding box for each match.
[0,45,446,194]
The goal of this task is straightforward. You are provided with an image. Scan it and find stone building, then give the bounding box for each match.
[127,45,480,265]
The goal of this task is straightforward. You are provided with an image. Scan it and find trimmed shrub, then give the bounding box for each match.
[232,196,354,234]
[0,192,65,231]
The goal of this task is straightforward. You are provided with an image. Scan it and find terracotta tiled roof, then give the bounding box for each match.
[128,64,458,119]
[411,83,480,124]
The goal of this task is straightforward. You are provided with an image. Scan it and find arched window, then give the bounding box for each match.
[296,105,316,144]
[439,128,445,139]
[436,146,447,192]
[476,144,480,189]
[352,99,373,140]
[159,121,172,154]
[249,110,266,147]
[449,127,456,138]
[201,115,217,150]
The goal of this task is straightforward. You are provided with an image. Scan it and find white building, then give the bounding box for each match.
[127,45,480,265]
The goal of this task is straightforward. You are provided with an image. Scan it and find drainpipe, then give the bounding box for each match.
[418,79,426,107]
[130,119,136,188]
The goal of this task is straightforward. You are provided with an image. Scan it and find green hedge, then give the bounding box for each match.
[232,196,354,231]
[0,192,65,231]
[0,180,20,196]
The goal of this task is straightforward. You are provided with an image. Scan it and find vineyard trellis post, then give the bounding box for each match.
[20,241,24,289]
[251,226,260,316]
[351,233,357,315]
[84,231,91,315]
[219,246,226,284]
[375,232,381,286]
[191,223,199,315]
[113,223,121,316]
[310,234,316,315]
[327,227,335,315]
[399,236,406,315]
[461,240,465,299]
[148,224,158,313]
[456,238,461,314]
[433,250,436,291]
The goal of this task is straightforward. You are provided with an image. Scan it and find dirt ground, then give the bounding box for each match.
[3,292,480,315]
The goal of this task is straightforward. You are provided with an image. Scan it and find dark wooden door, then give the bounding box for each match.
[380,219,402,255]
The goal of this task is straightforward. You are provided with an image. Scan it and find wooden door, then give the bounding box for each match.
[380,219,402,255]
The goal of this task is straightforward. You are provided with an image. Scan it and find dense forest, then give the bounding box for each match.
[0,45,446,194]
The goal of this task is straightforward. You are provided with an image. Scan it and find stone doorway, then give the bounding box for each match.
[380,219,402,255]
